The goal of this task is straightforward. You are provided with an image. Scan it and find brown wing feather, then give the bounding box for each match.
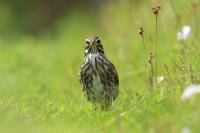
[78,58,93,101]
[98,56,119,100]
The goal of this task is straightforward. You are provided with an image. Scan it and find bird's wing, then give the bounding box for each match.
[100,59,119,100]
[78,58,92,91]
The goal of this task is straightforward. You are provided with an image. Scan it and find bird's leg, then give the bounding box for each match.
[101,97,112,111]
[91,102,99,111]
[101,104,111,111]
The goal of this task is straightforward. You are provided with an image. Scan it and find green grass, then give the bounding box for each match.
[0,1,200,132]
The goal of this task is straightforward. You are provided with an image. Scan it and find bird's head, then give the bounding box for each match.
[84,35,104,55]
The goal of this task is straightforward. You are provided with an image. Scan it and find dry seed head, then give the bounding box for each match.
[149,52,154,64]
[148,59,152,64]
[152,5,161,15]
[192,2,197,8]
[138,26,144,37]
[192,2,198,11]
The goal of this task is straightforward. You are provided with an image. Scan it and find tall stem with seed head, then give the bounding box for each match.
[139,27,151,88]
[152,4,161,85]
[155,15,158,82]
[138,27,148,65]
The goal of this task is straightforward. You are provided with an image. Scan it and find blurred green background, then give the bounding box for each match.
[0,0,200,132]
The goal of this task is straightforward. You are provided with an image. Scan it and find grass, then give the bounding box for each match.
[0,1,200,132]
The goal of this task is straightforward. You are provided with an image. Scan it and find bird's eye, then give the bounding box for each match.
[96,39,101,44]
[86,41,90,45]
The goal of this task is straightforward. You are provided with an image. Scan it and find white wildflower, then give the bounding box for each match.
[177,25,191,41]
[182,127,190,133]
[157,76,164,83]
[181,84,200,101]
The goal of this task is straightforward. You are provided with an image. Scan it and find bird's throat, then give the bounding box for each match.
[88,53,99,72]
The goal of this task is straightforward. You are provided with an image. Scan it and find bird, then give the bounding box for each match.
[78,35,119,110]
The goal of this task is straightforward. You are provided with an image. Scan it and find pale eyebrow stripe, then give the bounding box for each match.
[96,37,101,42]
[85,39,90,42]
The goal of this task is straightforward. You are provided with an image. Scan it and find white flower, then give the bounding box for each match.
[177,25,191,41]
[157,76,164,83]
[181,84,200,101]
[182,127,190,133]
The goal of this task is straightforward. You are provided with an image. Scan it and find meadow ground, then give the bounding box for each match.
[0,0,200,133]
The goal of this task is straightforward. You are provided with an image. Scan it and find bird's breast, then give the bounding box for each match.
[91,74,104,97]
[88,53,98,65]
[88,53,100,72]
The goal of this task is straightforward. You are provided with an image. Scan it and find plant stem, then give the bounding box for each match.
[164,64,173,86]
[142,35,148,65]
[189,64,195,84]
[155,15,158,82]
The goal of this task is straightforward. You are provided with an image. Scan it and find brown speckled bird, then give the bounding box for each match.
[78,35,119,110]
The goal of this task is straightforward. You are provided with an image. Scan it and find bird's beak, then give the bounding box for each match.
[91,41,96,47]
